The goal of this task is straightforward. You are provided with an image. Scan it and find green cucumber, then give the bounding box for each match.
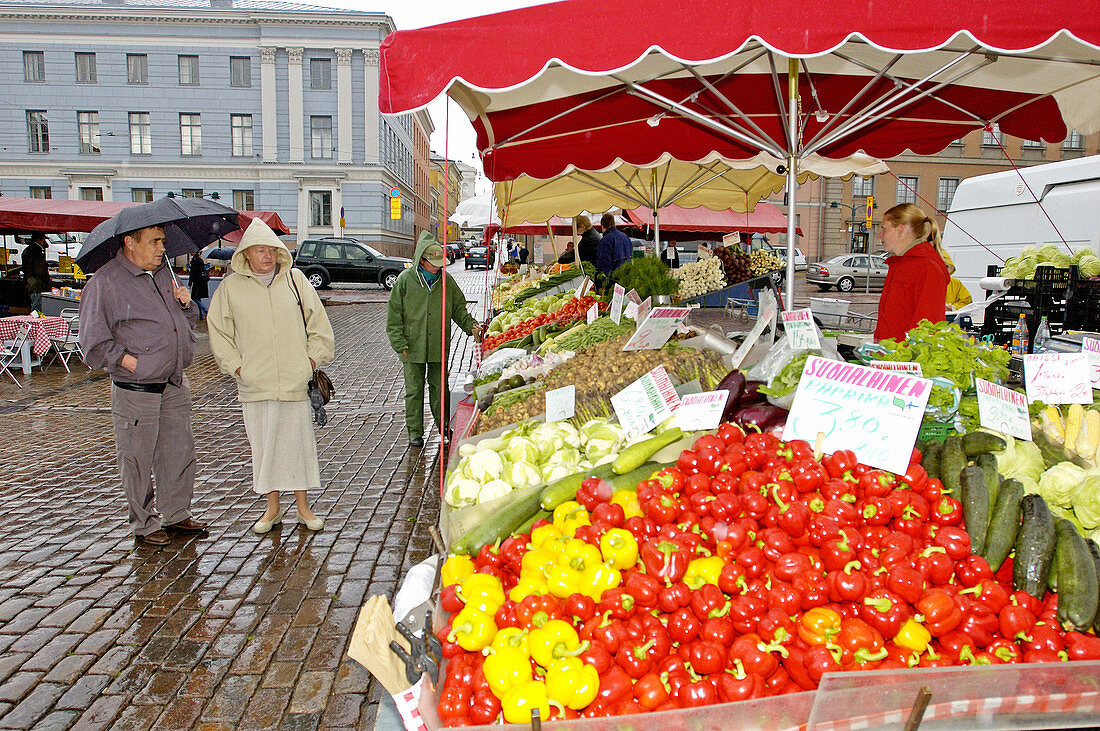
[539,462,616,512]
[1014,494,1057,600]
[939,436,967,496]
[608,460,677,492]
[1053,519,1100,631]
[959,465,990,556]
[981,478,1023,573]
[516,509,552,536]
[976,453,1000,521]
[612,428,684,475]
[1086,539,1100,634]
[450,486,543,555]
[962,431,1007,457]
[921,440,943,483]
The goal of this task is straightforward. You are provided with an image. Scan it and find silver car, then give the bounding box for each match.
[806,253,888,292]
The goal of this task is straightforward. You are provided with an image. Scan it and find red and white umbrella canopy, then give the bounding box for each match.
[380,0,1100,180]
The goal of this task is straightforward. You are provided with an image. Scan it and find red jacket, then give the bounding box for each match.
[874,242,949,341]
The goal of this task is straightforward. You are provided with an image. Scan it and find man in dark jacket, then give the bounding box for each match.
[188,251,210,317]
[597,213,632,285]
[22,233,51,311]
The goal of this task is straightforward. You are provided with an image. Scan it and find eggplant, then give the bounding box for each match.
[716,369,747,422]
[733,402,789,431]
[740,380,768,405]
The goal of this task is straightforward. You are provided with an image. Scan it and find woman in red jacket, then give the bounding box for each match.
[874,203,949,342]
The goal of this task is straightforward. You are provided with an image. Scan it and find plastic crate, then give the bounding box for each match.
[1065,268,1100,331]
[918,418,957,442]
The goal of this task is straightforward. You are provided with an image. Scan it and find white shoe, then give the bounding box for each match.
[252,512,283,535]
[296,512,324,531]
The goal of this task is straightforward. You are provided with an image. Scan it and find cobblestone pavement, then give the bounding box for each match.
[0,270,488,730]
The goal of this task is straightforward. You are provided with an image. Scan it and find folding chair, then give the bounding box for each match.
[0,323,33,388]
[46,310,86,373]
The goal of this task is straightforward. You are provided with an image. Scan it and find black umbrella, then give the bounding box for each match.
[76,197,240,273]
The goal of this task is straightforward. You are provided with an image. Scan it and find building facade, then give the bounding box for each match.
[428,154,463,244]
[0,0,432,255]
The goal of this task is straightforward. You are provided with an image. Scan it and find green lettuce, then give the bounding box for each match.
[1037,462,1086,508]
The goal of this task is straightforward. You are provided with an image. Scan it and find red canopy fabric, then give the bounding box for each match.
[624,203,803,236]
[220,210,291,243]
[0,197,132,234]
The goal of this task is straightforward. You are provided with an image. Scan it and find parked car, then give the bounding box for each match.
[766,245,807,271]
[806,253,888,292]
[446,242,464,262]
[293,237,411,289]
[464,245,495,269]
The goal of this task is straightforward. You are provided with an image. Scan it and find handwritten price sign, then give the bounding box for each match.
[611,366,681,438]
[545,385,576,423]
[611,284,625,325]
[1023,353,1092,404]
[975,378,1032,441]
[673,390,730,431]
[622,307,691,351]
[781,309,820,350]
[783,356,932,474]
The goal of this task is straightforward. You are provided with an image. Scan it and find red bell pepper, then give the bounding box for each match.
[886,565,925,605]
[438,684,471,723]
[823,449,858,479]
[595,665,633,707]
[914,546,954,586]
[828,560,868,604]
[821,529,859,572]
[956,600,999,648]
[718,659,766,702]
[1023,621,1065,654]
[581,612,626,654]
[931,496,963,526]
[440,584,465,614]
[794,573,830,610]
[987,638,1023,663]
[1064,632,1100,661]
[676,673,720,707]
[755,608,795,645]
[580,640,613,675]
[729,594,769,634]
[954,554,994,588]
[688,639,727,675]
[565,593,597,623]
[622,571,661,610]
[836,617,887,667]
[859,469,897,498]
[899,462,928,493]
[657,581,692,613]
[469,689,501,725]
[597,588,636,621]
[861,589,910,638]
[959,581,1009,613]
[859,496,893,526]
[805,643,842,682]
[916,588,962,637]
[632,671,670,711]
[668,607,702,644]
[640,539,690,582]
[591,501,625,529]
[998,601,1036,641]
[516,594,564,628]
[730,633,785,678]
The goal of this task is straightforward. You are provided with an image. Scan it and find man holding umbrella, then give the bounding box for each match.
[78,198,236,546]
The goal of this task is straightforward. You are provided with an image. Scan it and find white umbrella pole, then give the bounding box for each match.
[784,59,798,311]
[652,170,662,259]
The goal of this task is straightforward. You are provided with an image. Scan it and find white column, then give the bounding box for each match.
[362,48,379,164]
[288,47,304,163]
[260,47,277,162]
[297,183,310,245]
[333,185,343,237]
[336,48,353,165]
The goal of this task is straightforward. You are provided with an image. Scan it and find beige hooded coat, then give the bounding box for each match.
[207,219,335,402]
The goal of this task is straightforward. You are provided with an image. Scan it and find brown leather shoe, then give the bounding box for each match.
[164,517,207,533]
[138,529,171,546]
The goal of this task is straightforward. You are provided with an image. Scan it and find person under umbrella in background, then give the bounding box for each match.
[597,212,632,289]
[188,250,210,318]
[22,232,51,312]
[79,225,207,546]
[574,215,600,269]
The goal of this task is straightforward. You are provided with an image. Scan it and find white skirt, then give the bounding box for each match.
[242,400,321,494]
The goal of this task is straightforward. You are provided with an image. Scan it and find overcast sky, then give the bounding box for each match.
[310,0,558,195]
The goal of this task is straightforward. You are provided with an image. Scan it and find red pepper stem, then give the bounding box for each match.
[958,584,982,596]
[771,485,790,513]
[708,601,732,619]
[632,639,655,660]
[555,640,590,659]
[864,596,893,613]
[920,546,947,557]
[730,658,747,680]
[758,640,790,658]
[853,647,888,664]
[843,560,862,575]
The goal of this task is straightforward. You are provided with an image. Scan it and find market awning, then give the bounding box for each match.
[0,197,132,234]
[220,210,291,243]
[624,202,803,236]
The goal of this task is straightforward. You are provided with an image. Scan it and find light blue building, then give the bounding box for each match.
[0,0,433,254]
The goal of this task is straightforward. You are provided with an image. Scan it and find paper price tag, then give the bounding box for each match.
[626,289,642,305]
[975,378,1032,441]
[611,284,625,325]
[781,309,820,350]
[587,303,598,324]
[611,366,681,438]
[1082,337,1100,390]
[673,390,730,431]
[637,297,652,326]
[622,307,691,351]
[869,361,924,376]
[782,356,932,474]
[1023,353,1092,404]
[545,385,576,423]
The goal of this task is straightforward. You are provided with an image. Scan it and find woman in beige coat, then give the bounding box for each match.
[207,219,335,534]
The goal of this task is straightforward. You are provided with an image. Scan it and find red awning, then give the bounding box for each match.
[220,211,291,243]
[625,203,802,236]
[0,197,133,234]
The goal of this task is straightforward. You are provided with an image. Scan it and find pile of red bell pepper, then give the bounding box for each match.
[436,425,1100,725]
[482,296,607,352]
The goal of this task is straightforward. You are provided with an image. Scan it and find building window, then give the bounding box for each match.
[231,114,253,157]
[233,190,254,211]
[26,110,49,153]
[1063,129,1083,150]
[310,191,332,226]
[896,176,919,205]
[852,175,874,198]
[178,55,199,85]
[981,124,1003,147]
[127,54,148,84]
[75,52,96,83]
[1022,138,1045,149]
[949,137,965,146]
[129,112,151,154]
[29,186,51,199]
[80,187,103,201]
[23,51,44,82]
[181,189,203,198]
[180,113,202,155]
[310,58,331,89]
[937,177,960,212]
[310,116,333,159]
[77,111,100,154]
[131,188,153,203]
[230,56,251,87]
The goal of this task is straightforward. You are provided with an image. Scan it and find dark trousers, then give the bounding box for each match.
[402,361,447,438]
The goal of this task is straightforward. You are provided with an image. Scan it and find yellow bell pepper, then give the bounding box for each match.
[490,626,530,655]
[553,501,591,537]
[529,619,587,668]
[610,489,643,519]
[545,563,584,599]
[520,546,558,577]
[682,555,725,590]
[545,657,600,710]
[447,607,497,652]
[894,617,932,654]
[502,679,557,724]
[441,554,475,587]
[599,528,639,570]
[459,573,505,615]
[509,573,549,603]
[484,647,534,697]
[583,562,621,601]
[563,538,602,573]
[530,523,565,549]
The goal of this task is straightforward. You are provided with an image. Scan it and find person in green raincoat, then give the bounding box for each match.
[387,232,481,447]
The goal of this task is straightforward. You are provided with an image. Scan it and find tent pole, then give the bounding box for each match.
[785,58,798,311]
[547,221,557,261]
[652,169,661,259]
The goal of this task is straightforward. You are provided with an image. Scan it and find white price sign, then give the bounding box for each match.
[587,303,599,324]
[673,390,730,431]
[1082,337,1100,390]
[869,361,924,376]
[975,378,1032,441]
[622,307,691,351]
[1023,353,1092,404]
[636,297,652,326]
[611,366,681,438]
[782,356,932,474]
[626,289,642,305]
[781,309,820,350]
[611,284,625,325]
[545,385,576,423]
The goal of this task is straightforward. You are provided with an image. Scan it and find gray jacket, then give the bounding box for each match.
[79,252,199,385]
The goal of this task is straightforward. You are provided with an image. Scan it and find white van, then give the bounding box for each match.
[943,156,1100,306]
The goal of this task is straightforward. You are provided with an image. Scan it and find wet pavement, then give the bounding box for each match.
[0,274,488,730]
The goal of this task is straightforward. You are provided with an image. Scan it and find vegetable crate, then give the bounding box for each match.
[980,264,1070,350]
[917,417,957,442]
[679,274,771,309]
[1065,268,1100,332]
